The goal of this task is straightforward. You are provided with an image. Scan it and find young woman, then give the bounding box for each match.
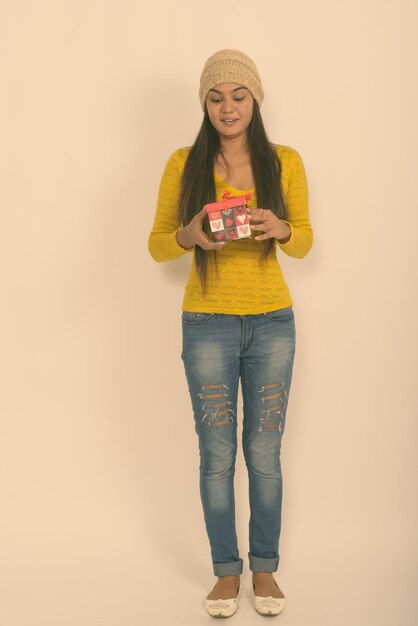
[148,49,313,618]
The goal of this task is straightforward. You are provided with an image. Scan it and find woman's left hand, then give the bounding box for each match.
[247,208,291,242]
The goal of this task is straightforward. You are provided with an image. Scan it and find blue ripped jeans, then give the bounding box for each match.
[181,306,296,576]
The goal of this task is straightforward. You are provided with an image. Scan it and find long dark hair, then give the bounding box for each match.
[179,101,288,292]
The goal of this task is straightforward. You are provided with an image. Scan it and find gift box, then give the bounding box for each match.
[205,190,252,242]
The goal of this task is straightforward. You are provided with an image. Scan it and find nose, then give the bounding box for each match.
[220,97,235,114]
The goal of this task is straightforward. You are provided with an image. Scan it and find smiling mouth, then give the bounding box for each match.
[222,119,238,125]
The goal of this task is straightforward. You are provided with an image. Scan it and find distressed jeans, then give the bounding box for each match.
[181,306,296,576]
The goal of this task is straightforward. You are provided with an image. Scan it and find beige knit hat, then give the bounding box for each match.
[199,49,264,110]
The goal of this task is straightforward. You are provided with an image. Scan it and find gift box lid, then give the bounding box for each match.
[205,190,252,214]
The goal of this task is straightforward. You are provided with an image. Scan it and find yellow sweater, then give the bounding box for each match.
[148,145,313,314]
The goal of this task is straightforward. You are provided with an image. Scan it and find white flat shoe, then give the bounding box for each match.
[253,577,287,616]
[206,583,240,618]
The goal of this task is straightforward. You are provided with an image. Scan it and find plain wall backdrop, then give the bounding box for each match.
[0,1,417,625]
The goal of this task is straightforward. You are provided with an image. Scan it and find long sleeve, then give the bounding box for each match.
[148,149,193,262]
[276,148,313,259]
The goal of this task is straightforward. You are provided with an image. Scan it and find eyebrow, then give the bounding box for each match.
[208,86,249,95]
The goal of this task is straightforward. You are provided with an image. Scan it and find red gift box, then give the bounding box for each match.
[205,190,252,242]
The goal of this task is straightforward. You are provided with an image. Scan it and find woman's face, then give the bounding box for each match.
[205,82,254,140]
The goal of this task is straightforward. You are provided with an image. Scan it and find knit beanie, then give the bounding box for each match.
[199,49,264,110]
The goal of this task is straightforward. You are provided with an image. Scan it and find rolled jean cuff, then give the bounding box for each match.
[213,558,243,576]
[248,553,279,573]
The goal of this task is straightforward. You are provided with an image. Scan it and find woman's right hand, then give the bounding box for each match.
[176,207,226,251]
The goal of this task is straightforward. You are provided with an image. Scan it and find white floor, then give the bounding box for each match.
[2,544,416,626]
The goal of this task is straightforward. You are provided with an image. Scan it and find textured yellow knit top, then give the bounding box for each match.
[148,144,313,314]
